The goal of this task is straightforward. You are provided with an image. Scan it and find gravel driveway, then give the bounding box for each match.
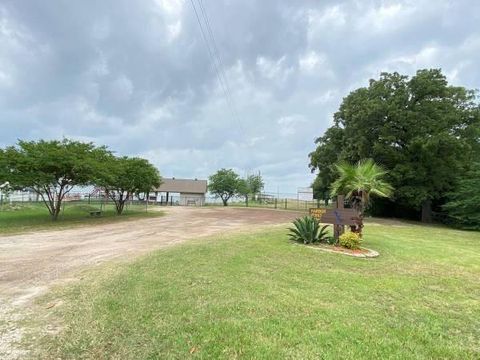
[0,207,298,359]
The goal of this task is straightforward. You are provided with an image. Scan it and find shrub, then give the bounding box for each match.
[288,216,329,244]
[339,231,362,249]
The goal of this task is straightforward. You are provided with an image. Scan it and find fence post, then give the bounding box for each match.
[274,198,277,209]
[284,198,287,210]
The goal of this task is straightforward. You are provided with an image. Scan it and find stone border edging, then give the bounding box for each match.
[302,244,380,258]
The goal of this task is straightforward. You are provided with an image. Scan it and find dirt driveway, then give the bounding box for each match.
[0,207,298,358]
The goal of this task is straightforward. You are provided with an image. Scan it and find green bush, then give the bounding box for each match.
[339,231,362,249]
[288,216,329,244]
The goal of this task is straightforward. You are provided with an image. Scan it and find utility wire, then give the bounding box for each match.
[197,0,238,117]
[189,0,246,137]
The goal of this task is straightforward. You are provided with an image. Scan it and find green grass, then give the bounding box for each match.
[0,201,163,234]
[36,221,480,359]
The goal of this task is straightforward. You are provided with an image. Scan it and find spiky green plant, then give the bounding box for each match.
[288,216,329,244]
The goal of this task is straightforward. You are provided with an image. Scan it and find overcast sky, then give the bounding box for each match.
[1,0,479,194]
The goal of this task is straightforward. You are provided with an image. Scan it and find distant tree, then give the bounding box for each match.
[312,176,330,206]
[237,173,265,205]
[310,69,480,222]
[443,163,480,230]
[0,150,11,203]
[208,168,242,206]
[0,148,7,183]
[310,126,344,205]
[2,139,110,220]
[98,156,162,215]
[245,173,264,200]
[237,178,250,205]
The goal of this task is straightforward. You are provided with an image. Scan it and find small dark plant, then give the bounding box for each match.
[288,216,329,244]
[324,236,337,245]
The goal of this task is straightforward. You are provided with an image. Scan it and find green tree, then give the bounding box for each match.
[443,163,480,230]
[237,178,250,205]
[310,126,345,204]
[2,139,110,220]
[330,159,393,216]
[309,69,480,222]
[0,148,6,182]
[236,173,265,206]
[208,168,242,206]
[98,156,162,215]
[245,173,264,200]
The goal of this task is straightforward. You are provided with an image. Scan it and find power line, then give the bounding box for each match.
[197,1,237,112]
[189,0,246,137]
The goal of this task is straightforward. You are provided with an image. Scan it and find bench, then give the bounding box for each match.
[89,210,102,217]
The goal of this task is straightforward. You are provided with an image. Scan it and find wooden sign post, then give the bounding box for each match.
[334,195,345,239]
[309,195,360,240]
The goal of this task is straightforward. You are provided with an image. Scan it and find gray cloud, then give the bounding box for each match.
[1,0,479,193]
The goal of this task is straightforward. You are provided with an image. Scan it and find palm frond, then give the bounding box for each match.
[330,158,393,211]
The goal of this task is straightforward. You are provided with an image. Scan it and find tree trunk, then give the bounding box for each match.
[52,202,61,220]
[116,200,125,215]
[421,199,433,223]
[222,198,228,206]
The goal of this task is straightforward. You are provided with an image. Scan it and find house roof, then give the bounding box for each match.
[154,178,207,194]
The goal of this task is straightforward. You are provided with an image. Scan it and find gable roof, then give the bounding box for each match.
[154,178,207,194]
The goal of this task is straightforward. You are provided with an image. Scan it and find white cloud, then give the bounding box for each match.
[109,75,133,101]
[277,115,307,137]
[256,55,294,83]
[299,51,322,72]
[167,20,182,42]
[308,5,346,28]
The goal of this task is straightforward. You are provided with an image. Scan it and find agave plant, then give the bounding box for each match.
[288,216,329,244]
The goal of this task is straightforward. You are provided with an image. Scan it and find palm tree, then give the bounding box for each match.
[330,159,393,216]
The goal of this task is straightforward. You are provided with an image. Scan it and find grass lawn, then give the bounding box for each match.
[0,201,163,235]
[36,221,480,359]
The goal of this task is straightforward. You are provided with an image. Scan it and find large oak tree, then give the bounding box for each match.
[309,69,480,222]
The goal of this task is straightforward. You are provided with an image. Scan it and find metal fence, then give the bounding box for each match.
[205,196,330,212]
[1,189,330,212]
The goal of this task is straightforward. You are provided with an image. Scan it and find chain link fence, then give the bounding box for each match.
[205,194,330,212]
[1,189,330,213]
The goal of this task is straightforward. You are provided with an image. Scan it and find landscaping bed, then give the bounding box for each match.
[304,243,379,258]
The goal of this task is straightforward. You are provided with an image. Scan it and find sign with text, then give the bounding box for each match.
[309,208,359,226]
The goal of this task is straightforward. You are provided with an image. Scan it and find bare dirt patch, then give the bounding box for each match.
[0,207,299,359]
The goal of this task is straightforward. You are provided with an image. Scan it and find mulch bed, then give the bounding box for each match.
[302,244,379,258]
